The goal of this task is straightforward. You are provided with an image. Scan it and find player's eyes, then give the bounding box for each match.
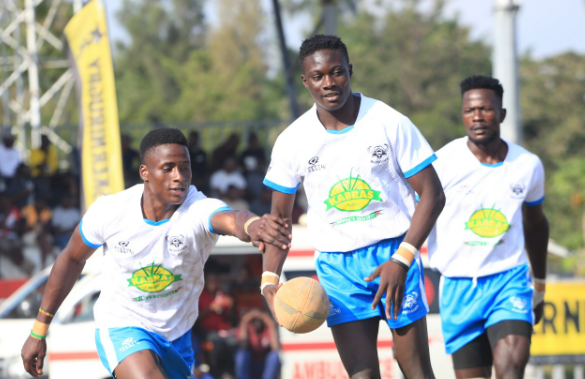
[312,75,322,80]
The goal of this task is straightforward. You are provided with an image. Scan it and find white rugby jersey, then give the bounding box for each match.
[427,137,545,278]
[264,93,436,252]
[80,184,229,341]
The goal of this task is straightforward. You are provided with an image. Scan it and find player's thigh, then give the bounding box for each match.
[451,333,492,379]
[331,317,381,379]
[113,349,169,379]
[488,320,531,375]
[392,317,435,379]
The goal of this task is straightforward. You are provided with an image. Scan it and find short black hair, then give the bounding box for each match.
[139,128,188,164]
[298,34,349,68]
[460,75,504,101]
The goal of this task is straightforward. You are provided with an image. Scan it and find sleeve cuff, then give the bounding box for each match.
[208,206,233,234]
[79,220,102,249]
[524,196,545,206]
[263,178,300,194]
[403,154,438,179]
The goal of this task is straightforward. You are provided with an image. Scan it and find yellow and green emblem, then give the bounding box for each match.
[128,262,182,293]
[324,170,382,212]
[465,206,510,238]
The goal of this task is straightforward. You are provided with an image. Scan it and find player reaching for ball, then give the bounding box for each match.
[427,75,549,379]
[21,128,291,379]
[261,35,445,379]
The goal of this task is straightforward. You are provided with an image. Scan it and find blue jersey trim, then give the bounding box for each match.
[524,196,545,206]
[208,206,233,234]
[143,218,170,226]
[79,220,102,248]
[326,125,354,134]
[403,154,437,178]
[480,161,504,168]
[263,178,300,194]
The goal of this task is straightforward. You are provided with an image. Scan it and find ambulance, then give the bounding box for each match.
[0,226,453,379]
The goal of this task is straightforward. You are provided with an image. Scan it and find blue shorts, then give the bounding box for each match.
[95,327,194,378]
[440,264,535,354]
[316,236,428,329]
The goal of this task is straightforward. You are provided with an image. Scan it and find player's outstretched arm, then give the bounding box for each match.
[210,210,291,251]
[522,203,549,324]
[21,225,97,378]
[261,191,295,322]
[366,165,445,320]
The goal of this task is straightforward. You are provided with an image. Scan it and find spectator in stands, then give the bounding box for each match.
[29,134,58,178]
[0,193,34,276]
[188,130,208,193]
[211,133,240,173]
[210,156,247,199]
[198,271,238,379]
[240,133,265,176]
[5,163,35,209]
[223,185,250,211]
[235,309,280,379]
[0,128,20,186]
[21,196,54,269]
[51,195,81,250]
[121,134,140,187]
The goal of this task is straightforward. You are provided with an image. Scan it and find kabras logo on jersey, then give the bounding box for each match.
[464,205,510,238]
[128,261,182,294]
[324,169,382,212]
[308,156,326,173]
[367,144,389,164]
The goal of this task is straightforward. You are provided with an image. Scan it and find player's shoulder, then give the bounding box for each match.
[360,94,407,124]
[506,141,543,167]
[435,137,467,158]
[91,184,143,210]
[182,186,229,217]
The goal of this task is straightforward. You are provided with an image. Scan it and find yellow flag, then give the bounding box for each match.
[64,0,124,210]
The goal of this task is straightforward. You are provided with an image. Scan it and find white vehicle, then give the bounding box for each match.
[0,227,453,379]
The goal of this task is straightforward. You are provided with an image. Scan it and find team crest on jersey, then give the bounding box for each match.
[367,144,389,164]
[115,240,133,254]
[510,182,526,199]
[464,205,510,238]
[308,156,326,173]
[127,261,182,293]
[324,169,382,212]
[167,235,186,253]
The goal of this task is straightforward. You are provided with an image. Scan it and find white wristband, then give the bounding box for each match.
[260,282,277,295]
[399,242,418,255]
[262,271,280,280]
[533,290,545,306]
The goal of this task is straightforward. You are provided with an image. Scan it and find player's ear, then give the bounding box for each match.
[301,73,309,89]
[139,164,149,182]
[500,108,507,123]
[348,63,353,77]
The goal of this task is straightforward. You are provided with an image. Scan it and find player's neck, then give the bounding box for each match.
[467,137,508,165]
[141,193,180,222]
[316,94,361,131]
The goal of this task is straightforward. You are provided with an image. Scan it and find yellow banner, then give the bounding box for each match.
[64,0,124,209]
[531,281,585,357]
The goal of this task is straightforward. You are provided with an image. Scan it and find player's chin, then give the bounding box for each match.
[166,193,187,204]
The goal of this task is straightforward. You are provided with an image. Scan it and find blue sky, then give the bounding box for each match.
[102,0,585,60]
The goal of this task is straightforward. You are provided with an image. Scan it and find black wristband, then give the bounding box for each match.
[389,257,409,271]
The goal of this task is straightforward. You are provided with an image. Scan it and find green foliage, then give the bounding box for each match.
[338,3,491,149]
[520,53,585,251]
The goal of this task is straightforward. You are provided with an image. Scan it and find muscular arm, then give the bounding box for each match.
[522,203,548,280]
[210,210,291,251]
[404,165,445,249]
[22,225,96,377]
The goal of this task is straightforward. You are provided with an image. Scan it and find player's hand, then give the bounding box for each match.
[364,260,408,320]
[249,215,291,252]
[262,284,283,326]
[21,336,47,377]
[533,300,544,324]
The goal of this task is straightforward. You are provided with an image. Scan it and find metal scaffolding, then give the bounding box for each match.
[0,0,82,156]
